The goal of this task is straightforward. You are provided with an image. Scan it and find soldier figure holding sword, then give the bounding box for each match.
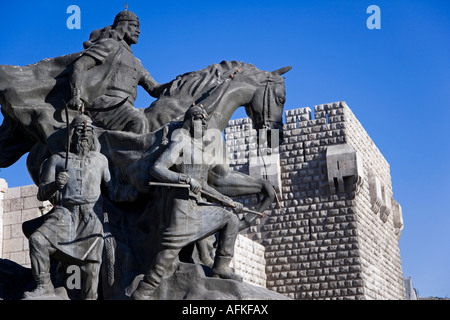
[132,104,248,300]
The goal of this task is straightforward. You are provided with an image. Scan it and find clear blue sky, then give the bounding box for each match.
[0,0,449,298]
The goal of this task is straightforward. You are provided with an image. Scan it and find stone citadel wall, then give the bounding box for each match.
[0,183,51,267]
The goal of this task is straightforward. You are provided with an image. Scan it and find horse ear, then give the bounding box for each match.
[272,66,292,76]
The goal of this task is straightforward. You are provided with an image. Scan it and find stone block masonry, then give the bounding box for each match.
[231,234,267,288]
[0,183,51,267]
[225,101,406,300]
[339,103,405,299]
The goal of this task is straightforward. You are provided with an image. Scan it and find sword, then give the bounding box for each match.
[81,237,101,261]
[59,102,71,207]
[149,181,267,217]
[64,101,70,171]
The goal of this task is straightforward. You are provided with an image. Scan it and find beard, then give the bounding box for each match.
[124,32,139,45]
[191,120,207,139]
[76,137,93,156]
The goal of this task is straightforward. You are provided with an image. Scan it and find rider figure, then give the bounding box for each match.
[68,9,168,134]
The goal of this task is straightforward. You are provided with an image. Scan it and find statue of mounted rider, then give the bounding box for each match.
[0,8,291,300]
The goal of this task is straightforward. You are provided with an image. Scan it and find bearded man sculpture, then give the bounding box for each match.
[23,115,115,300]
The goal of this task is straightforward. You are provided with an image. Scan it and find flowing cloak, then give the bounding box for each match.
[0,51,245,185]
[0,38,168,195]
[0,38,128,168]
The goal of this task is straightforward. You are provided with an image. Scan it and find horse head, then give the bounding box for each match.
[244,65,292,148]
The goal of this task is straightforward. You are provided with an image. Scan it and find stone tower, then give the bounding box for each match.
[225,101,405,300]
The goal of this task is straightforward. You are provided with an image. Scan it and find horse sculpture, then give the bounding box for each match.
[0,57,291,299]
[102,61,291,196]
[0,59,290,200]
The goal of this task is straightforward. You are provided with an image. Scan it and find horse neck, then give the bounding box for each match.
[205,79,256,131]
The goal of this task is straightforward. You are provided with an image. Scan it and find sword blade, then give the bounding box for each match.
[148,181,266,217]
[64,102,70,171]
[149,181,190,188]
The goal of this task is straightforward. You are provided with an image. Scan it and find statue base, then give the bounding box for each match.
[125,262,290,300]
[1,258,289,300]
[21,287,70,300]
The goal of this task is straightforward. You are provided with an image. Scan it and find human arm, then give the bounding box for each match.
[139,67,171,98]
[68,55,97,110]
[37,156,68,201]
[150,139,183,183]
[68,38,114,110]
[149,135,201,193]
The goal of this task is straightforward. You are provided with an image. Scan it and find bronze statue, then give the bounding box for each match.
[23,115,116,300]
[0,7,291,299]
[131,105,244,300]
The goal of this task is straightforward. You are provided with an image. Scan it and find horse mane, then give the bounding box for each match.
[144,60,267,132]
[162,60,259,102]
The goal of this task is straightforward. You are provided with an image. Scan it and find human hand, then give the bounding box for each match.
[68,95,84,110]
[189,178,201,194]
[56,171,70,189]
[232,201,244,213]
